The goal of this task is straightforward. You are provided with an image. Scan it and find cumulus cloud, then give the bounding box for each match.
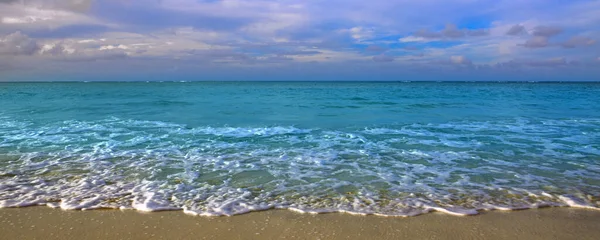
[413,29,441,39]
[39,42,67,55]
[560,36,596,48]
[521,36,549,48]
[442,24,467,38]
[526,57,568,67]
[520,35,596,49]
[399,36,428,43]
[467,29,489,37]
[263,55,294,62]
[532,26,562,37]
[410,24,488,41]
[372,54,394,62]
[506,24,526,36]
[346,27,375,41]
[0,31,132,64]
[0,31,39,55]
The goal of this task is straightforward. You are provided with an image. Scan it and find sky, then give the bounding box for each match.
[0,0,599,81]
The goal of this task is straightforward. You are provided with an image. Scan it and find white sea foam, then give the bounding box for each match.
[1,117,599,216]
[559,195,600,210]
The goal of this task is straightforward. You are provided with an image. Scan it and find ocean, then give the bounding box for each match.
[0,81,599,216]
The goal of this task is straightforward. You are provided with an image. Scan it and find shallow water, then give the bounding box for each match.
[1,82,599,216]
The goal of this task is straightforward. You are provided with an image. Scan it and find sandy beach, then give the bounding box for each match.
[1,207,599,240]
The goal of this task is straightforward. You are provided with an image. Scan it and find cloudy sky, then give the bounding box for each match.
[0,0,599,81]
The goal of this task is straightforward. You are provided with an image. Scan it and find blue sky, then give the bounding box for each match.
[0,0,599,81]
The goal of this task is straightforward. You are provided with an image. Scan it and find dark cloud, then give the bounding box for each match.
[413,24,488,40]
[210,51,253,61]
[229,42,323,50]
[521,36,548,48]
[467,29,489,37]
[186,49,304,65]
[0,31,39,55]
[0,31,131,62]
[59,49,128,62]
[414,29,442,39]
[217,44,323,60]
[526,58,567,67]
[520,35,595,49]
[372,54,394,62]
[560,36,596,48]
[532,26,562,37]
[420,56,473,68]
[441,24,465,38]
[506,24,526,36]
[494,58,577,68]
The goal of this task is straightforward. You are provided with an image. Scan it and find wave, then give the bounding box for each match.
[1,117,599,216]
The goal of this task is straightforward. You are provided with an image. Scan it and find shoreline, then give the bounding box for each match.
[2,207,600,239]
[3,200,599,217]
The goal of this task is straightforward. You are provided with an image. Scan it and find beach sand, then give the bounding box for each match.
[1,207,599,240]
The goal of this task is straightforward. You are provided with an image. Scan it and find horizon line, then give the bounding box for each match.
[1,80,600,83]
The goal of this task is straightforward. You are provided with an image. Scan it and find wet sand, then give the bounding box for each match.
[1,207,600,240]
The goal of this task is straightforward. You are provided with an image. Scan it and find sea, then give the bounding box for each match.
[0,81,599,216]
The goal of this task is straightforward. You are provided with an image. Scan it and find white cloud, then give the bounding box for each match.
[99,45,129,51]
[450,55,471,65]
[39,42,67,55]
[347,27,374,41]
[399,36,429,43]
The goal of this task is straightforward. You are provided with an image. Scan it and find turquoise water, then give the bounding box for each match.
[1,82,599,216]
